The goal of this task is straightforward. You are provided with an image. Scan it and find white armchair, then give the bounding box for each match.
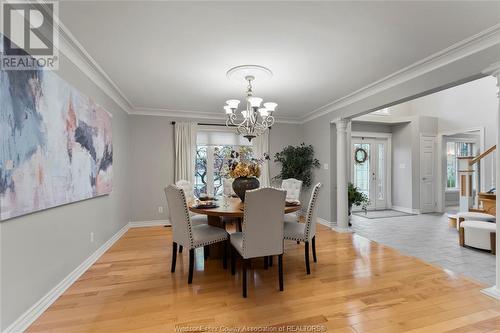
[284,183,322,274]
[230,187,286,297]
[164,185,229,284]
[456,211,495,230]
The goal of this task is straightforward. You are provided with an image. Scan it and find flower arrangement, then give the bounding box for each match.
[226,150,268,179]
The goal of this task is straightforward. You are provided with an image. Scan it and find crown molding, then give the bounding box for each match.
[54,15,134,114]
[53,6,499,125]
[301,23,500,124]
[130,107,302,124]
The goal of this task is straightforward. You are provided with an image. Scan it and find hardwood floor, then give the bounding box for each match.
[27,224,500,333]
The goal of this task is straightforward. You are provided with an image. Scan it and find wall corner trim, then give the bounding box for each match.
[2,223,129,333]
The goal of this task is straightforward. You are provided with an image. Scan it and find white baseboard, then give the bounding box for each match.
[331,224,353,233]
[316,217,332,228]
[392,205,420,215]
[3,223,130,333]
[481,286,500,300]
[129,220,170,228]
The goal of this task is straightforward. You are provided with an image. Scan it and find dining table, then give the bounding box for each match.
[189,196,301,258]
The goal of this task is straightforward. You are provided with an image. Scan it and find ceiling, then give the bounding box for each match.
[59,1,500,122]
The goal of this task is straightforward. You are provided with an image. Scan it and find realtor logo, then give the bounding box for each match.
[1,1,59,70]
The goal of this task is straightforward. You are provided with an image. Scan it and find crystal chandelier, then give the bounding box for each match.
[223,65,277,142]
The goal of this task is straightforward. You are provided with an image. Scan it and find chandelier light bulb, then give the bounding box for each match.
[224,105,233,114]
[247,97,263,108]
[226,99,240,109]
[258,108,269,117]
[241,110,250,119]
[263,102,277,112]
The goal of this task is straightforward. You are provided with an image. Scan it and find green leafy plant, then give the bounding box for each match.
[348,183,369,215]
[273,143,320,187]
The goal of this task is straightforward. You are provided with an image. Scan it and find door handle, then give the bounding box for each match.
[422,177,427,181]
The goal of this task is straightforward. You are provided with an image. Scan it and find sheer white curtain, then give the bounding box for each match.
[253,131,270,187]
[174,122,197,183]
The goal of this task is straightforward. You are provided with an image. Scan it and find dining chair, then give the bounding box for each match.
[175,179,195,200]
[283,182,322,274]
[223,178,236,196]
[230,187,286,298]
[281,178,302,201]
[164,185,229,284]
[282,178,303,223]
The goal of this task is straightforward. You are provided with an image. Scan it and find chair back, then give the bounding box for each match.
[281,178,302,201]
[242,187,286,258]
[175,179,194,200]
[223,178,235,196]
[164,185,193,248]
[304,183,322,241]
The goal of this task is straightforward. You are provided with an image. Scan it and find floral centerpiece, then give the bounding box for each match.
[226,150,268,202]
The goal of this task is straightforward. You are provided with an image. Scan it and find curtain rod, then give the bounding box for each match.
[170,121,272,130]
[170,121,232,127]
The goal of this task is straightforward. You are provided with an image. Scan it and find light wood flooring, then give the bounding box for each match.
[27,224,500,333]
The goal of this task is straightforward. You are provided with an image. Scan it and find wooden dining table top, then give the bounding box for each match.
[188,196,301,218]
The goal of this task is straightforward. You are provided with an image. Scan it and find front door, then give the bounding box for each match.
[351,138,388,210]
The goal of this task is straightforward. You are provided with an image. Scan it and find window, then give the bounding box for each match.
[194,128,252,197]
[446,141,475,189]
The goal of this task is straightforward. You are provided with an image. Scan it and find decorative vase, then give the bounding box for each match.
[232,177,260,202]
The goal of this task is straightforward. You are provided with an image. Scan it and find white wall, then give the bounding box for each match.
[391,123,413,209]
[400,76,498,191]
[1,54,131,330]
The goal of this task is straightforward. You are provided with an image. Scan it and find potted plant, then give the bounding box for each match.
[226,151,265,202]
[348,183,369,216]
[273,143,320,187]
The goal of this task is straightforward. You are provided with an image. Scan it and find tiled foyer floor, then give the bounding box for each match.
[350,211,496,285]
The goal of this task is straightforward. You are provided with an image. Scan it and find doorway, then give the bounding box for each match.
[351,133,392,211]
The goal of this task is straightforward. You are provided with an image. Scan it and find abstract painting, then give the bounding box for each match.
[0,41,113,220]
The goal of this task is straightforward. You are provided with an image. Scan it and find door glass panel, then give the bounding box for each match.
[353,143,370,198]
[377,143,385,201]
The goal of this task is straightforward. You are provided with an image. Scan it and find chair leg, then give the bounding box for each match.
[223,241,228,269]
[264,256,268,270]
[204,245,210,260]
[278,254,284,291]
[188,249,194,284]
[269,256,273,267]
[237,218,242,232]
[231,245,236,275]
[171,242,177,273]
[179,245,183,253]
[242,258,248,298]
[305,241,311,274]
[459,227,465,247]
[491,232,496,255]
[312,236,317,263]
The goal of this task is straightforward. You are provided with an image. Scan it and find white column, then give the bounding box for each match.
[481,64,500,299]
[335,118,351,232]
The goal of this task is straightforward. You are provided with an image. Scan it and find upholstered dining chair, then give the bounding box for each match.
[223,178,236,196]
[230,187,286,298]
[282,178,303,223]
[175,179,195,200]
[283,182,322,274]
[164,185,229,284]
